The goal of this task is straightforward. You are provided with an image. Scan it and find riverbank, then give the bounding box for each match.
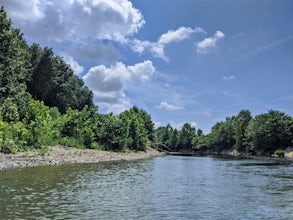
[0,146,164,171]
[217,147,293,159]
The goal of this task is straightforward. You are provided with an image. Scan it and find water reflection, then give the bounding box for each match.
[0,157,292,219]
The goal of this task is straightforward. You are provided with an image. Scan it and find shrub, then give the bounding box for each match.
[38,146,49,156]
[274,149,285,158]
[0,120,30,153]
[23,99,55,148]
[59,137,85,149]
[59,106,96,148]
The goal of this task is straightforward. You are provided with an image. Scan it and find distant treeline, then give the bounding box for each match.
[0,7,292,155]
[155,109,293,155]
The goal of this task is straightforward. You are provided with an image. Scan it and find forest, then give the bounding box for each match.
[0,7,292,155]
[155,109,293,156]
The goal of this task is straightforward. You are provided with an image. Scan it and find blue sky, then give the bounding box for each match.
[1,0,293,133]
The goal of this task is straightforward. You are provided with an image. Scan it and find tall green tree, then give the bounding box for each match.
[168,128,179,149]
[95,113,125,151]
[27,45,94,113]
[118,106,152,151]
[206,117,236,153]
[0,7,31,122]
[235,109,252,151]
[155,124,173,146]
[177,123,196,151]
[245,110,292,154]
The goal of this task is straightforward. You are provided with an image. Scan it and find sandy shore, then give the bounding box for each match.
[0,146,164,171]
[285,151,293,159]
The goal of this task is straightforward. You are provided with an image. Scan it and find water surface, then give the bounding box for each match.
[0,156,292,219]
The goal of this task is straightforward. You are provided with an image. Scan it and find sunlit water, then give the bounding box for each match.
[0,156,292,219]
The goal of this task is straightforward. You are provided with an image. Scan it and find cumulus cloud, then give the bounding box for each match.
[1,0,145,43]
[223,75,235,80]
[0,0,45,22]
[59,52,84,75]
[157,102,183,111]
[83,60,155,113]
[130,26,205,61]
[196,31,225,54]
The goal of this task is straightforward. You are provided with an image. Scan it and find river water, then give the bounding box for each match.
[0,156,292,219]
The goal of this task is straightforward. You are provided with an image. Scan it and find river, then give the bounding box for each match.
[0,156,292,219]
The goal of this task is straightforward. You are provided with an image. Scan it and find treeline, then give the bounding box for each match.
[155,109,293,155]
[1,7,292,156]
[0,7,154,153]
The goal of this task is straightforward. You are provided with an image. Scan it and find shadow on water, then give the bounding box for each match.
[210,154,293,166]
[238,158,293,167]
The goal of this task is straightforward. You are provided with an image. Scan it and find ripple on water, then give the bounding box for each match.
[0,157,292,219]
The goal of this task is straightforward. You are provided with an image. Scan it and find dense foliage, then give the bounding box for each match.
[0,7,292,155]
[28,44,94,113]
[155,109,293,155]
[0,7,153,153]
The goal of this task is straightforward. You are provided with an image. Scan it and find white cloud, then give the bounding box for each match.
[1,0,145,43]
[158,102,183,111]
[130,26,205,61]
[83,60,155,113]
[223,75,235,80]
[59,53,84,75]
[158,27,204,45]
[196,30,225,54]
[0,0,45,22]
[128,60,155,81]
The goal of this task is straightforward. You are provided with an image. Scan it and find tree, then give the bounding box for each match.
[137,108,155,142]
[245,110,292,154]
[0,7,30,119]
[197,129,203,137]
[177,123,196,151]
[19,98,58,148]
[95,113,126,151]
[206,117,236,154]
[155,124,172,147]
[128,117,148,151]
[168,128,179,149]
[60,106,97,148]
[234,110,252,151]
[27,45,94,113]
[192,135,208,152]
[118,106,152,151]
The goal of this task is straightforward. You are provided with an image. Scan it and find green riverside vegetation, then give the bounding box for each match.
[155,109,293,156]
[0,7,292,155]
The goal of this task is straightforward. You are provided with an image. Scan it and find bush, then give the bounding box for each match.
[23,99,56,148]
[59,137,85,149]
[0,121,30,153]
[38,146,49,156]
[89,142,103,150]
[59,106,96,148]
[274,149,285,158]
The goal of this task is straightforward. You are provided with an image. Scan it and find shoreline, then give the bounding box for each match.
[0,146,164,171]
